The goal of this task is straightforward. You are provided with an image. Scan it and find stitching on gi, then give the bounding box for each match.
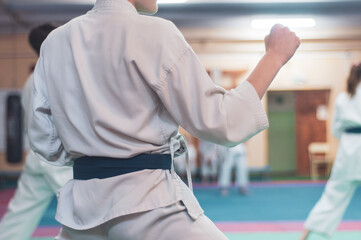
[155,47,190,94]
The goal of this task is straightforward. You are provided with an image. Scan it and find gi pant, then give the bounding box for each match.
[304,178,361,237]
[304,130,361,238]
[56,201,228,240]
[0,151,72,240]
[218,147,248,188]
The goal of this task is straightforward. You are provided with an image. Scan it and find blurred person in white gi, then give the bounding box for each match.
[27,0,300,239]
[0,24,72,240]
[300,63,361,240]
[218,143,249,196]
[199,140,220,183]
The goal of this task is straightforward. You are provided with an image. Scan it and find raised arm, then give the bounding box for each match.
[247,24,301,99]
[138,22,301,146]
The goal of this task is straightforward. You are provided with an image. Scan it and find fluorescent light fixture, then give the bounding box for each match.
[251,18,316,29]
[158,0,189,4]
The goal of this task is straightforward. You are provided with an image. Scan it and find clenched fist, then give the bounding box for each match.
[265,24,301,66]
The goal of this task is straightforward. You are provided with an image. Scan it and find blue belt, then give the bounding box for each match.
[73,154,172,180]
[345,127,361,134]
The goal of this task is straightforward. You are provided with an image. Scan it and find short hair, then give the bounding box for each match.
[28,23,57,55]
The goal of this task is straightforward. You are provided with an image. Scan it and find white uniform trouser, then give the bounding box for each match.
[304,178,361,237]
[56,201,227,240]
[199,142,218,180]
[218,149,248,188]
[201,156,218,180]
[0,151,72,240]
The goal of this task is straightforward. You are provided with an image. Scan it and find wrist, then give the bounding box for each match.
[264,51,285,70]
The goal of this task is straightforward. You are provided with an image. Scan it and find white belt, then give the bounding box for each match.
[169,134,193,192]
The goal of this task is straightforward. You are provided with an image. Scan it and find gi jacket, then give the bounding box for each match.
[331,84,361,181]
[27,0,269,229]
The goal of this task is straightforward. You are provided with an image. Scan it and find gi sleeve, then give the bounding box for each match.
[22,74,33,135]
[27,46,71,166]
[154,32,269,146]
[332,95,344,139]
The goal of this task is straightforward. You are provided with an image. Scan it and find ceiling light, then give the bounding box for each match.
[251,18,316,29]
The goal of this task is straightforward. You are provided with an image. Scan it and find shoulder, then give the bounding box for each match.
[139,15,181,34]
[40,24,68,51]
[42,14,84,45]
[335,92,349,107]
[136,15,188,48]
[129,15,191,68]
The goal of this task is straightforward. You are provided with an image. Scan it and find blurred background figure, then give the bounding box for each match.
[0,24,73,240]
[218,143,249,196]
[299,63,361,240]
[199,140,220,183]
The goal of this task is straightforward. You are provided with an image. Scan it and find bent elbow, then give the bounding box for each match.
[216,122,268,147]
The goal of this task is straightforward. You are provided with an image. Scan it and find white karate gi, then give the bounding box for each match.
[27,0,269,239]
[304,84,361,237]
[218,143,249,189]
[0,74,72,240]
[199,140,220,182]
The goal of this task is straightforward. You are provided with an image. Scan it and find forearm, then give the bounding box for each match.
[246,52,283,99]
[246,24,300,99]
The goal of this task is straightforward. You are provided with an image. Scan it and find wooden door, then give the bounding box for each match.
[295,90,330,176]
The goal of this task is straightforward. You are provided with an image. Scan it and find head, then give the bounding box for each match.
[346,63,361,97]
[28,23,57,55]
[128,0,158,14]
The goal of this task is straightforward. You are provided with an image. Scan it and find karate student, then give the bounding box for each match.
[218,143,249,196]
[27,0,300,239]
[0,24,72,240]
[299,63,361,240]
[199,140,220,183]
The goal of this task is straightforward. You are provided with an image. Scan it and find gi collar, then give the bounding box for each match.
[93,0,138,14]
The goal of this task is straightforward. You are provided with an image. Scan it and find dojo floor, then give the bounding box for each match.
[1,180,360,240]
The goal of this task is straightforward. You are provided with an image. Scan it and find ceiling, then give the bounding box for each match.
[0,0,361,40]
